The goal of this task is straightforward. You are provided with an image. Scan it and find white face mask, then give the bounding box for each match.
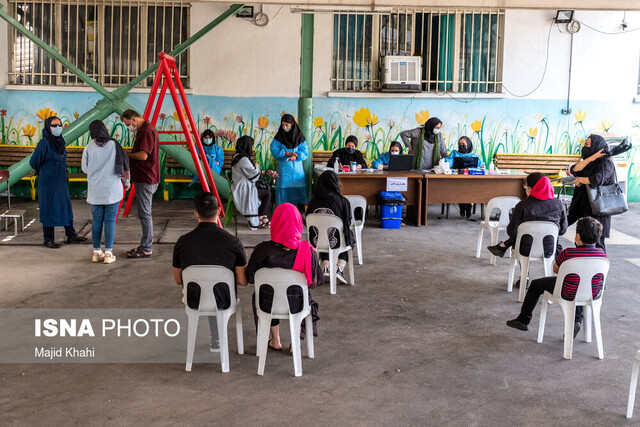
[203,138,213,145]
[282,124,292,133]
[128,125,137,133]
[432,128,442,135]
[390,151,400,156]
[51,126,63,137]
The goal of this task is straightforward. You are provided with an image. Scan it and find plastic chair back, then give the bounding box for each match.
[553,257,609,303]
[254,268,314,376]
[306,213,351,253]
[476,196,520,263]
[345,195,366,265]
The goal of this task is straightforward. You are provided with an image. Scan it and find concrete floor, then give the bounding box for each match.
[2,197,640,425]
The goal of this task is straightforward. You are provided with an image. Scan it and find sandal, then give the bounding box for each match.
[258,217,270,229]
[268,339,283,351]
[126,247,151,258]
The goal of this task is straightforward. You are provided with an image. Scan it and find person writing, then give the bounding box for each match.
[444,136,484,217]
[372,141,403,170]
[327,135,368,170]
[400,117,447,170]
[270,114,309,207]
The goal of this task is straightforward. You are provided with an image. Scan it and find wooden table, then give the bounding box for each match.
[423,172,527,225]
[328,170,424,226]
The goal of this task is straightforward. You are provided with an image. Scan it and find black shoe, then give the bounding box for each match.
[506,318,529,331]
[66,236,87,244]
[514,278,530,289]
[573,322,581,339]
[487,244,507,258]
[43,241,61,249]
[336,268,347,284]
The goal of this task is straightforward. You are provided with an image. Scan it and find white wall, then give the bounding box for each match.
[0,0,8,87]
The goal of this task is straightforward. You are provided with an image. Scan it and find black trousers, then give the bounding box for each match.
[320,251,348,262]
[516,276,583,325]
[257,188,271,216]
[43,221,77,243]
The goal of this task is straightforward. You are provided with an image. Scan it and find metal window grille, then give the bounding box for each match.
[331,8,504,93]
[8,0,190,88]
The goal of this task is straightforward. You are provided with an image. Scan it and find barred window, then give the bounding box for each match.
[331,8,504,93]
[8,0,189,88]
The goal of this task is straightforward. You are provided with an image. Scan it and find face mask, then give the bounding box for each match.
[282,125,292,133]
[128,125,137,133]
[458,145,467,152]
[581,146,592,159]
[203,138,213,145]
[345,147,356,154]
[432,128,442,135]
[390,151,400,156]
[51,126,63,137]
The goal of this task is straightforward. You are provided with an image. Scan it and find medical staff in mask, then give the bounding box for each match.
[400,117,447,170]
[372,141,404,170]
[326,135,368,170]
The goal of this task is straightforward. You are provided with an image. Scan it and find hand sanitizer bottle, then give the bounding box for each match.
[489,161,495,175]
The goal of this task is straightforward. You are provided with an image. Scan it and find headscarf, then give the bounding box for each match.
[345,135,358,146]
[414,117,443,169]
[201,129,215,145]
[314,170,341,200]
[457,136,473,154]
[273,114,305,149]
[231,135,253,167]
[389,141,403,154]
[528,175,554,200]
[43,116,66,155]
[89,120,130,179]
[312,170,353,247]
[270,203,314,286]
[579,134,611,177]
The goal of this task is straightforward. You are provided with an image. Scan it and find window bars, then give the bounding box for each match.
[331,8,504,93]
[8,0,190,88]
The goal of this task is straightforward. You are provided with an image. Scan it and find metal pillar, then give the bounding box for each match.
[0,4,244,193]
[298,13,314,198]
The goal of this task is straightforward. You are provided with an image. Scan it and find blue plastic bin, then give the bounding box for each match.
[378,191,405,229]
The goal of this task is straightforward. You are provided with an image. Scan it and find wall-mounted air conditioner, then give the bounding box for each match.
[382,56,422,92]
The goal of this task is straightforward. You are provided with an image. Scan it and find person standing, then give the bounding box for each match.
[120,109,160,258]
[82,120,130,264]
[270,114,309,207]
[400,117,447,170]
[29,116,86,248]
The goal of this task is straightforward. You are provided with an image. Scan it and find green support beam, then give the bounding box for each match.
[0,4,243,193]
[298,13,315,199]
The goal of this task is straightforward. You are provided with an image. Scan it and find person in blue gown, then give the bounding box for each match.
[270,114,309,206]
[201,129,224,175]
[444,136,485,218]
[372,141,403,169]
[29,116,86,248]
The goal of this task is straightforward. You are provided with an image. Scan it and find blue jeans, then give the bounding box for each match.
[90,201,120,251]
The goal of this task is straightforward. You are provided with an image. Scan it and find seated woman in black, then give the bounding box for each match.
[487,172,568,258]
[246,203,323,352]
[326,135,367,170]
[307,170,355,283]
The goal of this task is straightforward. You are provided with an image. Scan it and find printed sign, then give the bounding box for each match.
[386,177,407,192]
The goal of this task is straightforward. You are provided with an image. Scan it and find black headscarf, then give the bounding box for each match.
[201,129,215,145]
[88,119,130,179]
[458,136,473,154]
[423,117,443,143]
[43,116,66,155]
[579,134,610,176]
[389,141,403,154]
[315,170,342,200]
[309,170,354,248]
[231,135,254,167]
[274,114,305,149]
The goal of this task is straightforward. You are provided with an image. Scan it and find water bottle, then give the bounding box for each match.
[489,161,495,175]
[333,161,339,173]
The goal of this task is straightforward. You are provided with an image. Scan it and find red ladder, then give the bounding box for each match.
[121,51,225,225]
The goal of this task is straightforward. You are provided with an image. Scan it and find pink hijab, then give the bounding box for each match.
[270,203,314,286]
[528,176,554,200]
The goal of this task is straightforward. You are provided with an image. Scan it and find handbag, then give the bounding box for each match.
[586,169,628,216]
[255,178,270,190]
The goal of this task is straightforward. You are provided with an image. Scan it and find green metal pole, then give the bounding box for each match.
[0,4,115,101]
[298,13,314,199]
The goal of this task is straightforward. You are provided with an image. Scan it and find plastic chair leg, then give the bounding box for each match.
[475,227,484,258]
[217,312,230,373]
[328,250,336,295]
[584,305,593,343]
[507,258,517,293]
[305,315,314,359]
[356,227,363,265]
[348,249,355,286]
[537,296,549,343]
[592,303,604,359]
[289,315,303,377]
[490,227,499,266]
[235,303,244,355]
[562,304,576,360]
[627,359,640,418]
[518,260,530,303]
[185,313,198,372]
[256,315,272,376]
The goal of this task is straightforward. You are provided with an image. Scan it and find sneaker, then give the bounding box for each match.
[103,252,116,264]
[336,267,347,284]
[66,235,88,244]
[43,241,61,249]
[506,318,529,331]
[487,244,507,258]
[323,265,330,277]
[573,322,581,339]
[92,251,104,263]
[210,339,220,353]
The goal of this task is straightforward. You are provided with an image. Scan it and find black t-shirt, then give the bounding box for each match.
[246,241,323,288]
[326,148,367,168]
[173,222,247,271]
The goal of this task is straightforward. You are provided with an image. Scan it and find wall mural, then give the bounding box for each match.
[1,90,639,201]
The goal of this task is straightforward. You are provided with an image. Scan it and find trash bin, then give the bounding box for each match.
[378,191,406,229]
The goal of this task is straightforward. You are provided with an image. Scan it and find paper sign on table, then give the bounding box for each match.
[386,177,408,192]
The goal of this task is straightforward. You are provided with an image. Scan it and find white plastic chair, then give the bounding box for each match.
[627,350,640,418]
[537,257,609,360]
[181,265,244,373]
[254,268,314,377]
[507,221,559,302]
[345,195,366,265]
[306,213,355,295]
[475,196,520,265]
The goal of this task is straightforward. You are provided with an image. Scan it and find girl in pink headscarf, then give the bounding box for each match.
[246,203,323,351]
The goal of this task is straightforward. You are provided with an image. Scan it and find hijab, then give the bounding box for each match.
[528,175,554,201]
[89,119,130,179]
[270,203,314,286]
[231,135,253,167]
[274,114,305,149]
[579,134,611,177]
[457,136,473,154]
[311,170,353,248]
[315,170,341,200]
[43,116,66,155]
[414,117,443,169]
[389,141,403,154]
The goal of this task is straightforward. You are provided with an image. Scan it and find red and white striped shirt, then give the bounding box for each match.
[556,245,607,301]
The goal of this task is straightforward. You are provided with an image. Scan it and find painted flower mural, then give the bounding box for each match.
[36,108,57,121]
[470,120,482,133]
[313,117,324,128]
[415,110,429,125]
[257,116,269,130]
[353,107,378,128]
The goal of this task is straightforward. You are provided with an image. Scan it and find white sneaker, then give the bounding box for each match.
[92,251,104,263]
[336,267,347,284]
[323,265,330,276]
[210,339,220,353]
[103,252,116,264]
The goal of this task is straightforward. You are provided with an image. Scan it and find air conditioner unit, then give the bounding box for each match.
[382,56,422,92]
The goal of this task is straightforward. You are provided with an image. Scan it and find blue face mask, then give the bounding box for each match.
[51,126,63,137]
[203,138,213,145]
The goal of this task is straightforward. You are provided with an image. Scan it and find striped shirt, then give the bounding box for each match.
[556,245,607,301]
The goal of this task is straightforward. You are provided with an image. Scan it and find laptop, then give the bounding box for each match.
[388,154,415,171]
[452,156,479,170]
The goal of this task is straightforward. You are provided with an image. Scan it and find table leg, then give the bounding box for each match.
[416,178,423,227]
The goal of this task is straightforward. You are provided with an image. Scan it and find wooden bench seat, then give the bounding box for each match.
[495,153,581,175]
